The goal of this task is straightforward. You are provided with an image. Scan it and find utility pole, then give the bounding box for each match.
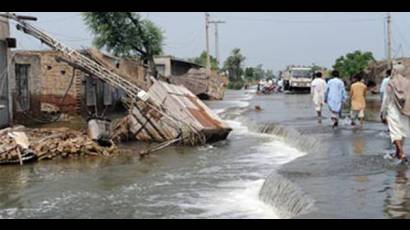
[205,13,211,76]
[208,19,225,66]
[387,12,393,69]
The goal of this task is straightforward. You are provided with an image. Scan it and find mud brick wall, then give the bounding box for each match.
[39,51,83,114]
[11,51,84,115]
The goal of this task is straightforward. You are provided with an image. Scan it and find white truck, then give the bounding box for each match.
[281,66,314,92]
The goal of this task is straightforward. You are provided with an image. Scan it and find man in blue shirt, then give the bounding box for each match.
[325,70,347,128]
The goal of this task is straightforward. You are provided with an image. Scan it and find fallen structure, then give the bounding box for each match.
[2,13,231,155]
[72,49,231,145]
[0,126,117,165]
[112,78,231,144]
[169,68,225,100]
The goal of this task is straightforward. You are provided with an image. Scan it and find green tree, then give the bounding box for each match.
[253,64,264,81]
[244,67,255,81]
[223,48,245,82]
[82,12,164,77]
[187,51,219,70]
[311,65,323,73]
[332,50,375,80]
[265,69,274,79]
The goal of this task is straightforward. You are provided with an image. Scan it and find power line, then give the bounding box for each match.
[36,13,82,24]
[165,28,202,47]
[220,15,384,24]
[10,20,93,43]
[208,19,225,64]
[392,21,410,56]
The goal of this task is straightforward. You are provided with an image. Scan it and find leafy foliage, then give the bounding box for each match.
[332,50,375,79]
[244,67,255,81]
[223,48,245,82]
[187,51,219,70]
[244,65,274,82]
[265,69,275,79]
[82,12,164,75]
[227,81,245,90]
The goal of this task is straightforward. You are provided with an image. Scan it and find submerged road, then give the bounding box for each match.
[0,87,408,218]
[246,91,410,218]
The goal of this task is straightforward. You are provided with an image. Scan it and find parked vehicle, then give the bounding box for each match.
[281,66,314,92]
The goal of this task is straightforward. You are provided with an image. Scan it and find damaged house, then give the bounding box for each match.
[9,49,148,123]
[154,55,226,100]
[0,13,232,166]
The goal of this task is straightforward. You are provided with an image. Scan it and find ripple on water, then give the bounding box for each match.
[0,90,309,219]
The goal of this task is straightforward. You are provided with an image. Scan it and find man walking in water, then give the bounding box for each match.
[381,61,410,163]
[325,70,347,128]
[349,73,367,128]
[380,69,392,102]
[311,72,327,124]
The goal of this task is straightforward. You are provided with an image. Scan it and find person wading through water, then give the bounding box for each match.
[325,70,347,128]
[380,61,410,163]
[349,72,367,128]
[311,72,327,124]
[380,69,392,102]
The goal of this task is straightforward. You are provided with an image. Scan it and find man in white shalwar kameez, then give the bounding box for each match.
[311,72,327,123]
[380,62,409,162]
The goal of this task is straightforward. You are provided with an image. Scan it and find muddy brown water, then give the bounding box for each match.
[1,88,409,219]
[0,88,307,218]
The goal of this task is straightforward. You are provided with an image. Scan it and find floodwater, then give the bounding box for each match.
[2,88,408,219]
[247,91,410,218]
[0,87,306,219]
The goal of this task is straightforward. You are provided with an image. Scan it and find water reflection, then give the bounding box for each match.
[352,136,365,156]
[0,166,33,209]
[353,175,369,210]
[384,168,410,218]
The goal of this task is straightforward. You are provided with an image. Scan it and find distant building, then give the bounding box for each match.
[154,55,203,77]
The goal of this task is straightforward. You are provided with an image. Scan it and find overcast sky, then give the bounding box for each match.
[9,12,410,73]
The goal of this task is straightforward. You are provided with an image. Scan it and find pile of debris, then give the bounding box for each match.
[0,126,118,165]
